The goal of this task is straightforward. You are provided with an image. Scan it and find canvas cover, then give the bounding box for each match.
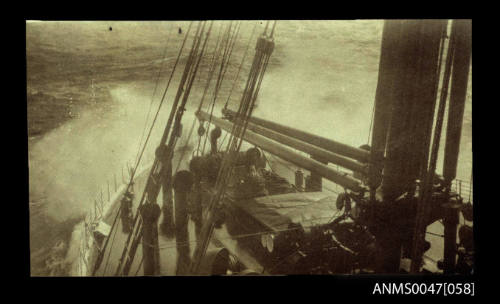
[231,191,342,231]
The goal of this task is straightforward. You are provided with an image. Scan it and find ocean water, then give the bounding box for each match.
[27,20,472,276]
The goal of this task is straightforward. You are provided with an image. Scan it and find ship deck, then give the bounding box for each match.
[92,157,264,276]
[90,149,458,276]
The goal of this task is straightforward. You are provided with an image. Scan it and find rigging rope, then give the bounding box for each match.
[468,170,472,203]
[224,22,258,110]
[102,215,120,274]
[118,21,215,276]
[113,21,206,276]
[131,22,195,185]
[190,22,277,274]
[163,21,214,163]
[134,24,174,166]
[418,24,448,178]
[410,21,456,273]
[367,101,375,144]
[89,24,156,276]
[133,255,145,276]
[196,22,226,113]
[96,21,281,276]
[91,22,195,277]
[193,21,230,156]
[201,21,242,155]
[218,130,229,151]
[174,22,229,171]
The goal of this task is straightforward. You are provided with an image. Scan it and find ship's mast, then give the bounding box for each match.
[369,20,447,272]
[369,20,471,273]
[434,20,471,274]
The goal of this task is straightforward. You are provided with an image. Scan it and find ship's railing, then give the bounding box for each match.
[261,143,474,204]
[452,178,473,204]
[77,171,123,276]
[76,153,155,276]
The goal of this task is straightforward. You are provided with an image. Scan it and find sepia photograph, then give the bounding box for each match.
[27,20,473,281]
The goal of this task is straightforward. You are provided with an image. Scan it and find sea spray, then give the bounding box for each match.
[29,82,177,275]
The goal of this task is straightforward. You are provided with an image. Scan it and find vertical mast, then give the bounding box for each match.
[443,20,472,187]
[369,20,401,198]
[370,20,446,273]
[381,20,445,201]
[441,20,472,274]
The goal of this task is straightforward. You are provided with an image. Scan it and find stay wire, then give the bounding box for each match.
[410,22,457,272]
[134,24,174,165]
[196,21,225,113]
[102,214,121,274]
[119,21,210,276]
[191,30,275,272]
[201,22,241,155]
[129,22,194,186]
[192,22,227,156]
[114,22,204,276]
[224,21,258,110]
[175,27,223,164]
[175,23,224,169]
